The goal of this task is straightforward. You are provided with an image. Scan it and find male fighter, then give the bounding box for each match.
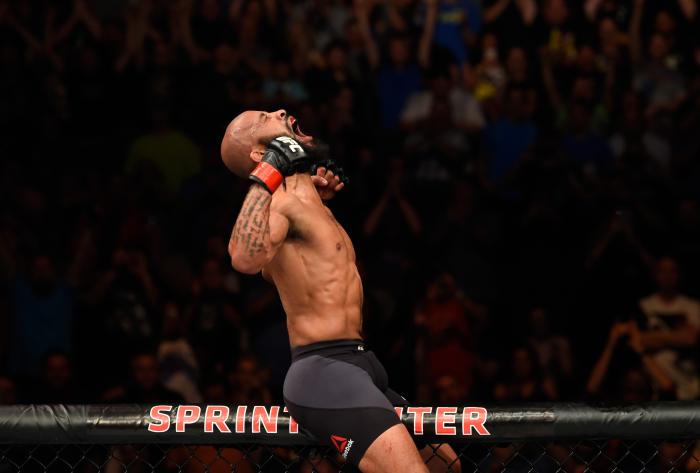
[222,110,459,472]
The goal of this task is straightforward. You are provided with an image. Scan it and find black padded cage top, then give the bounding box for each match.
[0,402,699,472]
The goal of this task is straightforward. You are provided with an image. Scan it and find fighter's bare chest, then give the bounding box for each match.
[286,202,354,258]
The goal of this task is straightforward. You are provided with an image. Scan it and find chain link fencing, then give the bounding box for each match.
[1,439,699,472]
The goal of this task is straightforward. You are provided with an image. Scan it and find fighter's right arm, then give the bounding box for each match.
[228,184,289,274]
[229,136,311,273]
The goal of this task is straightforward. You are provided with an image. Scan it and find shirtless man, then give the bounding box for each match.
[222,110,459,472]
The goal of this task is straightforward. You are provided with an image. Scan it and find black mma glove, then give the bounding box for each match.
[249,136,311,193]
[310,159,350,186]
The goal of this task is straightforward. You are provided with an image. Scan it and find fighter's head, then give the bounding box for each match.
[221,109,314,177]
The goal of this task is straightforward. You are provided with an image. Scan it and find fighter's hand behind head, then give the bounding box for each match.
[249,136,310,193]
[310,160,349,201]
[312,166,345,201]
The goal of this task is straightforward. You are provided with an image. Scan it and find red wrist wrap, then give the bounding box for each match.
[250,162,283,193]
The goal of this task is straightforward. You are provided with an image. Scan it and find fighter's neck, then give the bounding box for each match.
[283,173,320,201]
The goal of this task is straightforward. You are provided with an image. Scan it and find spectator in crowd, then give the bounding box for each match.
[586,321,676,401]
[482,0,537,51]
[638,257,700,399]
[504,46,534,91]
[355,0,436,130]
[526,307,574,382]
[609,91,673,169]
[306,39,357,104]
[432,374,470,405]
[228,354,272,405]
[585,209,655,311]
[126,108,202,196]
[185,258,245,371]
[86,248,158,382]
[469,32,506,100]
[363,157,423,244]
[630,1,688,120]
[401,72,485,133]
[103,352,183,404]
[537,0,579,66]
[1,252,78,379]
[25,351,81,403]
[414,272,476,401]
[158,301,202,403]
[262,58,308,105]
[493,345,558,402]
[431,0,482,67]
[483,84,538,185]
[201,378,228,405]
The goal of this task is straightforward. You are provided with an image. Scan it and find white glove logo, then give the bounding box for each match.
[276,136,303,154]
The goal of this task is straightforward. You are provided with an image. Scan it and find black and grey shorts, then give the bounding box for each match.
[283,339,407,466]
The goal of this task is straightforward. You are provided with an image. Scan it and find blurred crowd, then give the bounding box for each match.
[1,0,700,408]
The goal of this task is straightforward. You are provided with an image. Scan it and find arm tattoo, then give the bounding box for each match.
[231,185,272,258]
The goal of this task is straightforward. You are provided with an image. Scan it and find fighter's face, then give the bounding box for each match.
[248,109,313,153]
[222,109,314,176]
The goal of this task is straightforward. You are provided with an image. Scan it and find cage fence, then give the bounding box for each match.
[0,403,698,472]
[1,439,700,472]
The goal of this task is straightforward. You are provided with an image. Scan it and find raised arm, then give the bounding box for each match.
[229,0,245,23]
[263,0,279,25]
[363,190,391,237]
[228,136,310,274]
[514,0,537,24]
[540,48,564,114]
[363,172,422,237]
[169,0,205,64]
[4,10,43,53]
[354,0,380,69]
[628,324,676,394]
[584,0,604,21]
[46,4,79,47]
[395,191,422,236]
[49,0,102,49]
[484,0,510,23]
[77,0,101,38]
[678,0,697,20]
[629,0,644,65]
[418,0,438,69]
[228,185,289,274]
[115,2,155,72]
[586,322,626,396]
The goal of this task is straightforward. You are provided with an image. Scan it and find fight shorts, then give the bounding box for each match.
[283,339,407,466]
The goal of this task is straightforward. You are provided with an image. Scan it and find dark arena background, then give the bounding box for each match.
[1,0,700,471]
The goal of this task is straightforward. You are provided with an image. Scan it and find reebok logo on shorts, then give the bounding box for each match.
[330,435,354,459]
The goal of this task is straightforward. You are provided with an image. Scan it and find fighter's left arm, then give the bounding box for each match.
[311,165,346,201]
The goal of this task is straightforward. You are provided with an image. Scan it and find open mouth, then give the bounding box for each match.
[288,115,312,143]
